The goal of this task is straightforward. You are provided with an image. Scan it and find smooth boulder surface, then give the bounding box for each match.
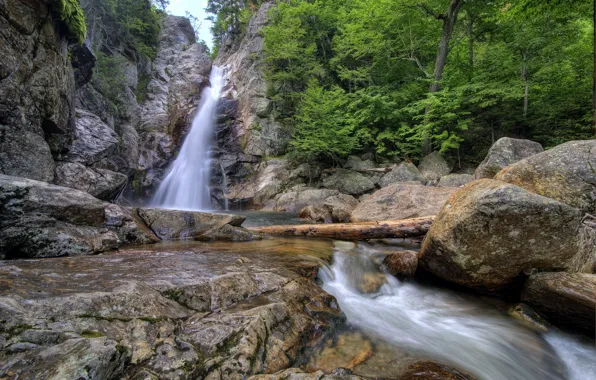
[383,251,418,279]
[420,179,593,290]
[495,140,596,214]
[54,163,127,201]
[322,169,376,196]
[351,184,457,222]
[475,137,543,179]
[0,245,343,379]
[438,174,474,188]
[379,162,425,187]
[264,187,341,213]
[418,152,451,182]
[137,208,245,240]
[299,205,333,223]
[522,273,596,334]
[344,156,375,171]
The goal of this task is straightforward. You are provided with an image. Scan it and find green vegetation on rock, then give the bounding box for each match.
[54,0,87,43]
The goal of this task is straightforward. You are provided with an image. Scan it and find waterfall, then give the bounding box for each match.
[151,66,225,211]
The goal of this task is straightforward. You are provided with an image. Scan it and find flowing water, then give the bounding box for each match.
[318,244,596,380]
[151,66,225,210]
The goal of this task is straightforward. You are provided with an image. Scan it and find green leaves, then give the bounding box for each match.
[55,0,87,44]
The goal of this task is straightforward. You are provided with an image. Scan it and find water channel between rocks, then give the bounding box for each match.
[1,212,594,380]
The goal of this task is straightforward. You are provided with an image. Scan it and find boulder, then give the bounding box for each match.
[54,163,127,201]
[227,159,292,207]
[420,179,593,290]
[383,251,419,279]
[250,368,364,379]
[104,204,159,245]
[379,162,425,187]
[418,152,451,181]
[495,140,596,214]
[322,169,375,196]
[299,205,333,223]
[522,273,596,335]
[288,163,322,184]
[351,184,457,222]
[344,156,375,171]
[399,361,476,380]
[66,109,119,165]
[476,137,543,179]
[508,303,551,333]
[69,40,96,88]
[438,174,474,188]
[324,194,359,223]
[136,208,245,240]
[197,224,263,241]
[264,187,340,213]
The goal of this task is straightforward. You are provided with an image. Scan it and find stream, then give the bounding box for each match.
[317,242,596,380]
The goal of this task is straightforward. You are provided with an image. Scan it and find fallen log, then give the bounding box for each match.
[247,216,435,240]
[323,166,393,174]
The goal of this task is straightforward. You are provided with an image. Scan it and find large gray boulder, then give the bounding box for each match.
[264,187,341,213]
[324,194,359,223]
[437,173,474,188]
[344,156,375,171]
[379,162,425,187]
[418,152,451,181]
[476,137,543,179]
[136,208,246,240]
[322,169,375,196]
[420,179,593,290]
[522,273,596,335]
[66,109,119,165]
[495,140,596,214]
[54,163,127,201]
[351,184,458,222]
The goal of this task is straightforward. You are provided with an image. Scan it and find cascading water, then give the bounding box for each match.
[151,66,225,211]
[319,246,596,380]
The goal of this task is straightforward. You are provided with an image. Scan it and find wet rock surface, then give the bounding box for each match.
[399,361,476,380]
[475,137,543,179]
[420,179,593,290]
[522,272,596,335]
[383,250,419,279]
[351,184,457,222]
[0,242,343,379]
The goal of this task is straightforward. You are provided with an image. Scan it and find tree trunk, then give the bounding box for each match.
[423,0,465,155]
[522,52,529,119]
[247,216,435,240]
[467,13,474,80]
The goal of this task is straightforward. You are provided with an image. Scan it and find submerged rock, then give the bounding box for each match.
[399,361,476,380]
[418,152,451,182]
[137,208,245,240]
[475,137,543,179]
[379,162,425,187]
[508,303,551,333]
[522,272,596,335]
[495,139,596,214]
[420,179,593,290]
[351,184,457,222]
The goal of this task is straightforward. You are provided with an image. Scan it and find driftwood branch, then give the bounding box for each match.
[324,167,393,174]
[247,216,435,240]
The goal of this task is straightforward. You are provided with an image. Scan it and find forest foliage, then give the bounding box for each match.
[212,0,594,166]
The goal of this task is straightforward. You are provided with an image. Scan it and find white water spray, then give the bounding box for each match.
[151,66,225,211]
[319,246,596,380]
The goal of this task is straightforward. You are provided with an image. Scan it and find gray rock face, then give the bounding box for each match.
[437,173,474,187]
[227,159,293,208]
[66,109,119,165]
[495,140,596,214]
[0,0,76,182]
[264,187,341,213]
[351,184,457,222]
[522,272,596,335]
[420,179,593,290]
[324,194,359,223]
[322,169,376,196]
[418,152,451,181]
[379,162,425,187]
[344,156,375,171]
[0,245,343,379]
[476,137,543,179]
[69,40,96,88]
[137,208,245,240]
[55,163,127,201]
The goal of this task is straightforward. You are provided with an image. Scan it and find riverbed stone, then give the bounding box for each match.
[476,137,543,179]
[383,251,418,279]
[522,272,596,335]
[379,162,425,187]
[399,361,476,380]
[324,194,359,223]
[351,184,457,222]
[264,187,341,213]
[418,152,451,182]
[299,205,333,223]
[420,179,593,290]
[136,208,245,240]
[437,174,474,188]
[322,169,376,196]
[495,139,596,214]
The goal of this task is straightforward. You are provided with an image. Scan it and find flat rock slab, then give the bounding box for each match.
[0,239,342,379]
[137,207,245,240]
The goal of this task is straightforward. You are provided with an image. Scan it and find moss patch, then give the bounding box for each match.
[80,330,105,338]
[54,0,87,44]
